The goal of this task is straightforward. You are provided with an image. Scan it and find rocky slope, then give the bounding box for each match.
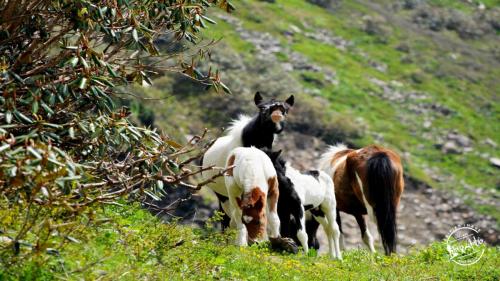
[133,0,499,251]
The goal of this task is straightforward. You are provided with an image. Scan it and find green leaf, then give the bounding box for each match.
[47,156,64,166]
[32,100,39,114]
[41,102,54,115]
[0,144,10,153]
[79,57,89,69]
[156,180,164,190]
[9,71,24,84]
[132,29,139,42]
[67,57,79,67]
[201,15,217,24]
[165,139,182,149]
[27,147,42,159]
[61,84,69,96]
[42,122,62,129]
[92,77,115,88]
[120,132,130,143]
[91,86,100,97]
[5,111,12,124]
[220,82,232,94]
[14,110,33,123]
[48,93,56,106]
[79,77,88,89]
[144,190,161,201]
[106,64,118,78]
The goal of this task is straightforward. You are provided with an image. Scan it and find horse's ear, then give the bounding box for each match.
[285,95,294,107]
[254,197,264,210]
[254,92,263,106]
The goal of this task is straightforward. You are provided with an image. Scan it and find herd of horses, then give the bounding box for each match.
[201,93,405,259]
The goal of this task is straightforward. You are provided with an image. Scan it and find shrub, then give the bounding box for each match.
[0,0,234,266]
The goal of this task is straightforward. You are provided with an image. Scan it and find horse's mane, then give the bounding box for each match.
[226,114,253,138]
[318,143,349,175]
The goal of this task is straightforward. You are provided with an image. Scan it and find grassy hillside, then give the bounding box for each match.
[132,0,499,224]
[1,204,498,280]
[3,1,499,280]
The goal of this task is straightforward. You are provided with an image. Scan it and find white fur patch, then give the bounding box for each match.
[331,155,348,178]
[227,115,253,138]
[319,143,349,174]
[243,215,253,223]
[356,172,376,224]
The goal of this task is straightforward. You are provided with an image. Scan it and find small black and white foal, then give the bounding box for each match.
[266,150,342,259]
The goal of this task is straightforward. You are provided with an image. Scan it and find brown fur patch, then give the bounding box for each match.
[240,188,267,240]
[267,176,279,212]
[226,154,236,176]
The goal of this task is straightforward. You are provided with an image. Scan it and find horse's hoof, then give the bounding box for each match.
[270,237,299,254]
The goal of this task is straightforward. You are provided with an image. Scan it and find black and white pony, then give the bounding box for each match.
[202,92,294,229]
[266,150,342,259]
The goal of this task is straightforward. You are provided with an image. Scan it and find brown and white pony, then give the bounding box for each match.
[318,144,404,255]
[224,147,280,246]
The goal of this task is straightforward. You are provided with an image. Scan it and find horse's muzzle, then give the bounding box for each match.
[271,110,284,123]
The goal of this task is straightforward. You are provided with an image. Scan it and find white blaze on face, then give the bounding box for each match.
[271,109,284,123]
[243,215,253,224]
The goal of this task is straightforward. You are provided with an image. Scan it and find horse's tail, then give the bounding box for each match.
[319,143,348,176]
[366,152,398,255]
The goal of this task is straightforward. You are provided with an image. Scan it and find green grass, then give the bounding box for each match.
[2,204,498,280]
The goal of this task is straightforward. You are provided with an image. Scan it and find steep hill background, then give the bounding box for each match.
[129,0,499,250]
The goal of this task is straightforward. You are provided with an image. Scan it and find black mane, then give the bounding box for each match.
[264,150,304,242]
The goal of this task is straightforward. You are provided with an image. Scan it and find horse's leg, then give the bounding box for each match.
[267,177,280,239]
[228,195,247,246]
[320,205,342,259]
[355,214,375,253]
[312,215,330,256]
[225,177,247,246]
[278,208,291,238]
[215,193,231,230]
[222,200,236,229]
[336,208,345,250]
[305,214,320,249]
[294,205,309,254]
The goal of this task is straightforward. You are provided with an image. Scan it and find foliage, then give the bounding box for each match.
[1,203,498,280]
[0,0,234,264]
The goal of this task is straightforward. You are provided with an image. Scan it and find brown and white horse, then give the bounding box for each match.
[318,144,404,255]
[224,147,280,245]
